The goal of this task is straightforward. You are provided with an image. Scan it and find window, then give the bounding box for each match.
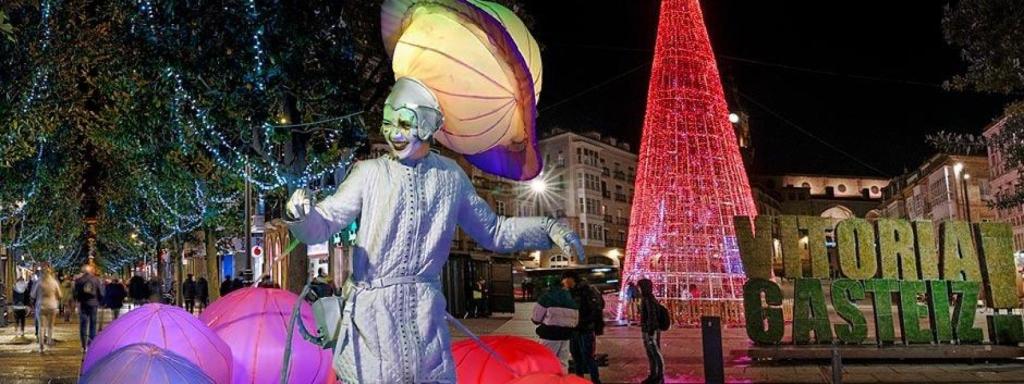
[496,201,506,216]
[556,151,565,167]
[871,186,880,194]
[589,224,604,241]
[801,182,810,188]
[837,184,847,193]
[584,173,601,191]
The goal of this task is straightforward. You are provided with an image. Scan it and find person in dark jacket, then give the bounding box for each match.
[11,277,30,337]
[638,278,663,384]
[220,275,233,297]
[127,274,148,308]
[73,264,104,352]
[104,279,127,320]
[146,276,162,303]
[568,273,604,384]
[182,274,197,313]
[531,273,579,371]
[196,277,209,311]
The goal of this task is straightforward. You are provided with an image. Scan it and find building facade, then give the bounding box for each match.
[750,174,889,219]
[983,116,1024,252]
[528,129,638,268]
[881,153,994,223]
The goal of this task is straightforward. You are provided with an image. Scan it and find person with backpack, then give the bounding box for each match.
[638,278,666,384]
[531,273,579,371]
[74,264,104,352]
[568,273,604,384]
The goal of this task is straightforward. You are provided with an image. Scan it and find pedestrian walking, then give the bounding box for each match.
[219,275,233,297]
[626,282,639,324]
[639,278,664,384]
[568,273,604,384]
[128,273,148,308]
[146,276,162,303]
[74,264,104,353]
[196,277,209,312]
[60,276,74,322]
[11,277,30,337]
[182,274,197,313]
[531,274,579,372]
[105,279,127,320]
[32,268,60,352]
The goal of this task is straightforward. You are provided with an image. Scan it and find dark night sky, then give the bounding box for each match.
[522,0,1012,177]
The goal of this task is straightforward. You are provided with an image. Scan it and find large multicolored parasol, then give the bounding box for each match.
[381,0,544,180]
[81,303,233,384]
[80,343,217,384]
[200,287,332,384]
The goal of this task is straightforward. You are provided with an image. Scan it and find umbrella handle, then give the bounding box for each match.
[281,282,314,384]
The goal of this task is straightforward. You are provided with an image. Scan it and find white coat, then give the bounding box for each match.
[288,153,553,383]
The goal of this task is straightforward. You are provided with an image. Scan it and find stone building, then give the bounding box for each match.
[983,116,1024,252]
[881,153,994,223]
[750,174,889,220]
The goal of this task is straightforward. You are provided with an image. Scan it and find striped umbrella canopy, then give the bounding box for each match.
[381,0,544,180]
[80,343,216,384]
[200,287,332,384]
[82,303,233,384]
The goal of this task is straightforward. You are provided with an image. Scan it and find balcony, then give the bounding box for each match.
[603,214,613,222]
[614,193,627,202]
[602,168,610,177]
[613,171,626,180]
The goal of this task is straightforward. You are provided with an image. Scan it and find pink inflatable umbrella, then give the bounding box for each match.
[80,343,216,384]
[82,303,233,384]
[452,335,562,384]
[200,287,332,384]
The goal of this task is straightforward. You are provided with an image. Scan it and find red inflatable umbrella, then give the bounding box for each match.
[452,335,562,384]
[200,287,332,384]
[80,343,216,384]
[82,303,233,384]
[506,373,593,384]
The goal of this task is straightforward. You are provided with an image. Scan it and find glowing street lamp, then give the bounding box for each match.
[953,162,964,176]
[529,178,548,194]
[728,112,740,124]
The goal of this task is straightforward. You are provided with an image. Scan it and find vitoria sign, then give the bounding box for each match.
[734,216,1022,345]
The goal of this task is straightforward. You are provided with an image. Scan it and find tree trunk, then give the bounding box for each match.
[203,226,221,300]
[283,94,310,294]
[174,238,184,306]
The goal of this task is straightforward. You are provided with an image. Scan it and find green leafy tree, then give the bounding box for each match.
[936,0,1024,207]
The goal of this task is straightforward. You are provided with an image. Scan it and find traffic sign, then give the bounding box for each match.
[252,245,264,258]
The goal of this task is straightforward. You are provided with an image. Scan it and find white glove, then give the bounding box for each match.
[286,188,316,221]
[548,221,585,263]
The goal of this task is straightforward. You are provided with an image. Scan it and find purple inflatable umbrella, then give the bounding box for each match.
[200,287,332,384]
[79,343,216,384]
[82,303,233,384]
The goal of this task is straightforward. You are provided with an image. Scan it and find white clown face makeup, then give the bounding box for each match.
[382,106,426,161]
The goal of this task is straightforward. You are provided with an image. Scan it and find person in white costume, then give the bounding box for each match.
[285,77,583,383]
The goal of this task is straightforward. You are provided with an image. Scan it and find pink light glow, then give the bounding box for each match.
[620,0,757,325]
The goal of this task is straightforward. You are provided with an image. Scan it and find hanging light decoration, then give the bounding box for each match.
[619,0,757,326]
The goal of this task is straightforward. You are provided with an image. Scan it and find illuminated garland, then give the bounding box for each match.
[134,4,365,192]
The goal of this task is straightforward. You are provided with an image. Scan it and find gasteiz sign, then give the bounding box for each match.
[734,216,1023,346]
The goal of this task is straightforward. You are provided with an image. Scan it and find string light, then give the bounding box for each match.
[619,0,757,326]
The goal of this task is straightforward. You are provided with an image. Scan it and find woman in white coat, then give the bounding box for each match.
[31,268,61,352]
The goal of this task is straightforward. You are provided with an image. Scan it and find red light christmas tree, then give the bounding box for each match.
[621,0,757,325]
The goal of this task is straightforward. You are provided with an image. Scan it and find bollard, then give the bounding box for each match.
[831,343,843,384]
[701,316,725,384]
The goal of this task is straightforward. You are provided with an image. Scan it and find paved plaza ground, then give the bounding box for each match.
[2,303,1024,383]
